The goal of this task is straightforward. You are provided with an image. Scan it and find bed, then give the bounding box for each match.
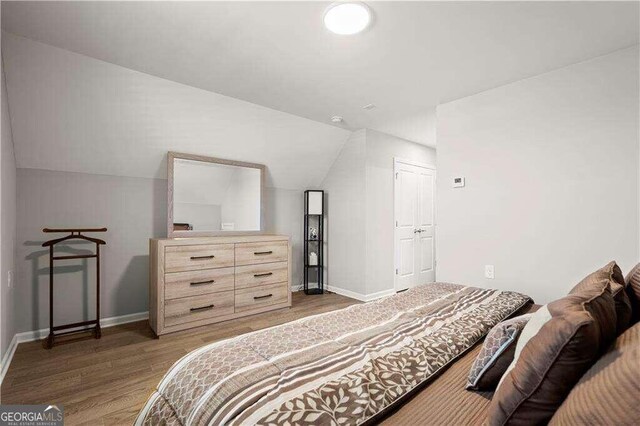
[379,303,540,426]
[136,283,531,425]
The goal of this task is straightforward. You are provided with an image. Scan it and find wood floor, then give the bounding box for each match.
[0,292,360,425]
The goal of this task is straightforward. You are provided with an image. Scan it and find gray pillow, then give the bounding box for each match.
[466,313,531,390]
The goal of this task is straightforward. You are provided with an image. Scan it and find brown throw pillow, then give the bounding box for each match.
[625,263,640,324]
[466,314,531,391]
[487,279,617,426]
[550,321,640,426]
[570,261,631,334]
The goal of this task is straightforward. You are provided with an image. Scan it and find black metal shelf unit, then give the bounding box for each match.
[303,190,324,295]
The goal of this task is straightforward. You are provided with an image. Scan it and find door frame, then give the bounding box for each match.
[393,157,437,292]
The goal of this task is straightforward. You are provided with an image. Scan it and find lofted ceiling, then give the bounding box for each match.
[2,1,639,146]
[1,33,351,188]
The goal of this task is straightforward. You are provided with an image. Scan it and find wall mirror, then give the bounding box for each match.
[167,152,265,237]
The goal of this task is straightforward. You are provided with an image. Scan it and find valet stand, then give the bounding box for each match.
[42,227,107,349]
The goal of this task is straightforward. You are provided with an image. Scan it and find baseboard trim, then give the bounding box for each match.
[326,286,395,302]
[325,285,366,301]
[0,311,149,386]
[0,334,18,385]
[364,288,396,301]
[292,283,395,302]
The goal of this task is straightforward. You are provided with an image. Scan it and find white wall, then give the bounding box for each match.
[322,130,367,295]
[14,170,305,334]
[1,56,17,367]
[373,108,437,149]
[1,34,344,336]
[322,129,436,299]
[15,169,166,332]
[264,187,304,291]
[436,47,639,304]
[365,129,436,295]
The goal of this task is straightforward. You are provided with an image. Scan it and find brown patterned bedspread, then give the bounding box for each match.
[136,283,530,426]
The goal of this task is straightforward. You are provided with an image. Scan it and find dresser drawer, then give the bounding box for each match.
[235,262,288,290]
[164,291,234,327]
[165,244,234,273]
[165,267,234,300]
[235,241,288,266]
[235,282,288,313]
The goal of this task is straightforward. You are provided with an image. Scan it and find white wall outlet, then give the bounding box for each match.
[7,270,13,289]
[484,265,495,279]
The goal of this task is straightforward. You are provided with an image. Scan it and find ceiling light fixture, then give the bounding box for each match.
[324,2,372,35]
[331,116,344,123]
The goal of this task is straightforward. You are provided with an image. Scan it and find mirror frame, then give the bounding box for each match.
[167,151,266,238]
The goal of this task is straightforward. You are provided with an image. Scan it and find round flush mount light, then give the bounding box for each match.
[324,2,372,35]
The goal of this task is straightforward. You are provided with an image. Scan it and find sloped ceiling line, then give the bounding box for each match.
[2,33,352,191]
[2,1,637,145]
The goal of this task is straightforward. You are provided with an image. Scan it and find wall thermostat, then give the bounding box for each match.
[453,177,465,188]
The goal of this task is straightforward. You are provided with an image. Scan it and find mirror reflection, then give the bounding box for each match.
[172,158,261,232]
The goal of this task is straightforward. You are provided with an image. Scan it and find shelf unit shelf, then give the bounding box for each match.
[303,190,324,295]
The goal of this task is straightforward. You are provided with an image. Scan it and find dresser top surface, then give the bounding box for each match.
[151,234,289,245]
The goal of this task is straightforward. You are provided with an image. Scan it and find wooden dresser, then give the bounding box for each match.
[149,235,291,336]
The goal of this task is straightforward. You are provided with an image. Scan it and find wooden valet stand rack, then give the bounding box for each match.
[42,227,107,349]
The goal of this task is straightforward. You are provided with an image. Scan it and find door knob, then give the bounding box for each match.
[414,229,423,233]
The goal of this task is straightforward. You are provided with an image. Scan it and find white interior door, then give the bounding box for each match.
[394,160,436,291]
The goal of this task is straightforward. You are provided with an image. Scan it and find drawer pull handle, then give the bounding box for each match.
[254,251,273,255]
[254,272,273,278]
[253,294,273,300]
[190,280,215,286]
[190,255,215,260]
[190,304,214,312]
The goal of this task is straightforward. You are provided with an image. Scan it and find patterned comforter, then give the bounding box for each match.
[136,283,530,426]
